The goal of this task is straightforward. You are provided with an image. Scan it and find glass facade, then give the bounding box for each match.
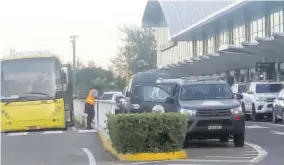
[219,31,228,45]
[157,4,284,68]
[197,40,203,56]
[233,25,245,45]
[250,17,265,42]
[208,36,215,53]
[192,40,197,57]
[270,9,284,34]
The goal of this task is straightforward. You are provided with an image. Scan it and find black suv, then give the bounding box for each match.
[152,78,245,147]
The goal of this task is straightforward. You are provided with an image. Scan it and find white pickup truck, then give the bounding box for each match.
[241,82,283,121]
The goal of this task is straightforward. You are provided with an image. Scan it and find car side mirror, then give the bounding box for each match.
[235,93,244,100]
[165,96,174,104]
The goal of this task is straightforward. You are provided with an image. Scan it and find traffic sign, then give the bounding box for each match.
[256,62,275,72]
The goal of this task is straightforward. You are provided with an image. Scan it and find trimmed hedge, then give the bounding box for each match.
[107,113,187,154]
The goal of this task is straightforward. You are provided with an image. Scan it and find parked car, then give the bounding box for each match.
[231,83,247,94]
[272,89,284,123]
[242,81,283,121]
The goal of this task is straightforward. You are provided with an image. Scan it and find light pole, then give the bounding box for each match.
[70,35,78,93]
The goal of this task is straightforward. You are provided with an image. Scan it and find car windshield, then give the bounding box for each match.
[1,58,60,100]
[238,85,246,93]
[180,84,233,100]
[102,94,114,100]
[143,86,170,102]
[255,84,283,93]
[157,84,175,94]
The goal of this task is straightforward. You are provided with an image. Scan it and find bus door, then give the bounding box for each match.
[61,64,74,126]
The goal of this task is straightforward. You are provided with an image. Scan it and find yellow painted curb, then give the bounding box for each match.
[98,131,188,161]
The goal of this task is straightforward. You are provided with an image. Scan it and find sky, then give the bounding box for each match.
[0,0,148,69]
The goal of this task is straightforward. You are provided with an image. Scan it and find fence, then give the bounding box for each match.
[74,99,116,139]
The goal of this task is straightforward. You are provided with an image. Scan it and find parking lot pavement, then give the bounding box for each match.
[245,121,284,165]
[184,140,261,163]
[1,124,119,165]
[118,139,263,165]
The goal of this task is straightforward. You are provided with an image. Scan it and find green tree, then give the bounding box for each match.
[74,65,125,95]
[111,25,157,79]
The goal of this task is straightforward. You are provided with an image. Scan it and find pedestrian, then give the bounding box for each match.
[225,75,235,87]
[84,87,98,129]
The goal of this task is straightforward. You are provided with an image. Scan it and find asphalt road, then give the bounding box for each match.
[1,125,119,165]
[119,121,284,165]
[2,121,284,165]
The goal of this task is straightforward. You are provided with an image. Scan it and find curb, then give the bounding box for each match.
[98,130,188,161]
[74,113,87,128]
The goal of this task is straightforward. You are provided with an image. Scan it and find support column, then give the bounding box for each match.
[262,57,267,81]
[244,8,251,42]
[265,2,271,37]
[276,61,280,82]
[241,69,249,82]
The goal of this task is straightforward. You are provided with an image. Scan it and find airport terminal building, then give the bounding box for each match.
[142,0,284,81]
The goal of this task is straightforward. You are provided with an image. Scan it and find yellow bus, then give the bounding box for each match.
[1,53,73,132]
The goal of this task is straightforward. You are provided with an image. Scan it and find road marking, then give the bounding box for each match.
[265,123,284,127]
[245,125,269,129]
[244,153,258,156]
[271,131,284,135]
[116,161,171,165]
[82,148,96,165]
[77,129,97,133]
[72,127,77,131]
[245,142,268,163]
[43,131,63,134]
[164,164,205,165]
[203,156,253,159]
[244,150,258,153]
[6,132,28,136]
[170,159,250,163]
[247,122,284,127]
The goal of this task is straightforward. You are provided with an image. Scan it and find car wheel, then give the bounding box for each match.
[282,109,284,124]
[233,133,245,147]
[272,108,279,123]
[242,104,250,121]
[252,105,261,121]
[183,134,190,148]
[219,135,229,143]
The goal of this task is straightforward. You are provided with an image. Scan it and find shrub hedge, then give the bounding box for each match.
[107,113,187,154]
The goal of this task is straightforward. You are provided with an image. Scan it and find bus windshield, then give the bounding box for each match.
[1,58,61,101]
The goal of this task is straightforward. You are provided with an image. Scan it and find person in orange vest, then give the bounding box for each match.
[84,88,98,129]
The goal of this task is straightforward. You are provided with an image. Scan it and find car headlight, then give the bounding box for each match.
[256,97,266,102]
[152,105,165,113]
[180,108,196,116]
[231,106,243,115]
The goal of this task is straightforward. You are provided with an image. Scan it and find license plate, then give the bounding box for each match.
[208,125,222,130]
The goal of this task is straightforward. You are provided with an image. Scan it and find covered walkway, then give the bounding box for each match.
[163,33,284,78]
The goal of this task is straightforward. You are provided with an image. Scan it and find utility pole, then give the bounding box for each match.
[70,36,78,69]
[70,35,78,94]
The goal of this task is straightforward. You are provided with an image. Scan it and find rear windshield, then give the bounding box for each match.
[101,94,114,100]
[157,84,175,94]
[180,84,233,100]
[238,85,246,93]
[255,84,283,93]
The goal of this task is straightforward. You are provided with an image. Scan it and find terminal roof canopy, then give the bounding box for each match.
[142,0,236,40]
